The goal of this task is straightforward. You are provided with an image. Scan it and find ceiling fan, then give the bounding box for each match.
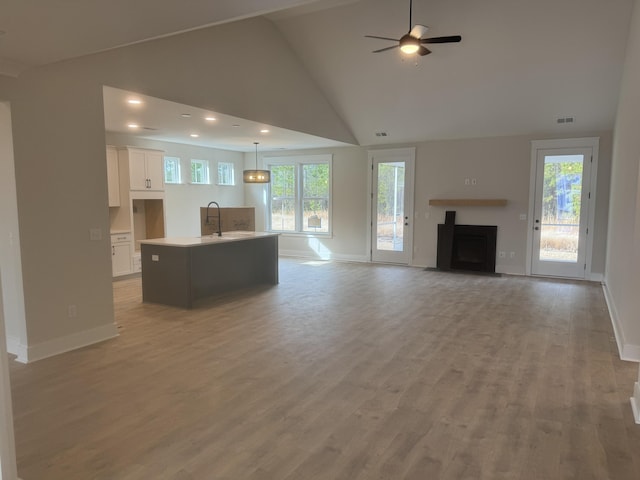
[365,0,462,56]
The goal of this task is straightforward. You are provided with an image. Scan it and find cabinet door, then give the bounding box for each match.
[106,147,120,206]
[145,151,165,191]
[129,150,148,190]
[112,242,132,276]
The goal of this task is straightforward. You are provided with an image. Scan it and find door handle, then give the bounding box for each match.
[534,227,539,230]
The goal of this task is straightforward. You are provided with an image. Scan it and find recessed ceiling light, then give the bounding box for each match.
[260,129,270,133]
[181,113,191,118]
[190,133,199,138]
[232,124,240,128]
[127,123,139,129]
[127,99,142,105]
[205,116,216,121]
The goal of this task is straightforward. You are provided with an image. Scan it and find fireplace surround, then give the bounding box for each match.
[436,211,497,273]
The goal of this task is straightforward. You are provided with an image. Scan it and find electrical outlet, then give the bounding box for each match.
[471,178,477,185]
[152,254,159,262]
[464,178,470,185]
[510,252,515,259]
[519,214,527,221]
[68,304,77,318]
[498,251,506,258]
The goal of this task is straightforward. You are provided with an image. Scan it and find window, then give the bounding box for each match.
[164,156,181,184]
[217,162,235,186]
[190,159,210,184]
[268,155,331,234]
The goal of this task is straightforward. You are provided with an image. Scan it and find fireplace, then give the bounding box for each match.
[437,211,497,273]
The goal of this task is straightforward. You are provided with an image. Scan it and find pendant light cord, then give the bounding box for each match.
[254,142,259,169]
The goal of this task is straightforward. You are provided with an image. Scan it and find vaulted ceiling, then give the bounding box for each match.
[0,0,634,147]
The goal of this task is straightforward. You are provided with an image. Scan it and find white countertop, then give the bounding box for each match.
[140,231,279,247]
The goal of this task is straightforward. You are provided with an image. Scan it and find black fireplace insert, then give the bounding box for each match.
[436,211,497,273]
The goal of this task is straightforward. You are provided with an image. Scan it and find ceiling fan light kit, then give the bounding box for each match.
[399,34,420,54]
[365,0,461,57]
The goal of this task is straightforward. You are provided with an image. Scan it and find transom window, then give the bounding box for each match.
[217,162,235,186]
[190,159,210,185]
[164,156,181,184]
[268,155,331,235]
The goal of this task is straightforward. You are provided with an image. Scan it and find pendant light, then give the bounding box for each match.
[243,142,271,183]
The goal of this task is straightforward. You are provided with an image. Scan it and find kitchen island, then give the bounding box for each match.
[140,231,279,308]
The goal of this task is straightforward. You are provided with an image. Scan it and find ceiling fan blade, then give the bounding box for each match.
[372,45,400,53]
[422,35,462,44]
[365,35,400,42]
[409,24,428,39]
[418,46,432,56]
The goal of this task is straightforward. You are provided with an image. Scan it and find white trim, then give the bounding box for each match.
[23,324,119,364]
[265,154,333,236]
[5,336,27,364]
[602,282,640,362]
[589,273,604,282]
[279,249,369,263]
[527,137,599,278]
[631,382,640,424]
[368,147,416,265]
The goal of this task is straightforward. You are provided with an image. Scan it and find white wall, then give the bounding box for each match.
[0,273,19,479]
[106,133,245,237]
[0,102,27,361]
[605,0,640,361]
[253,133,612,275]
[0,16,353,360]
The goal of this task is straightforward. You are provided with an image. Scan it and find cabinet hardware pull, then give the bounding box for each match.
[112,246,115,255]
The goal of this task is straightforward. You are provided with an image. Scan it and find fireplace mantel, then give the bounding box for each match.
[429,199,507,207]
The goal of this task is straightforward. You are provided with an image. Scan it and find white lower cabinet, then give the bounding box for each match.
[111,233,132,277]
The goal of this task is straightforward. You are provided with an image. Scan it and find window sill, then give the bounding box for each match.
[270,231,333,239]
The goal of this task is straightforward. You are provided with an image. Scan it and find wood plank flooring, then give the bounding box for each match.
[9,259,640,479]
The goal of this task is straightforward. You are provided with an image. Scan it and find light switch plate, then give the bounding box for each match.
[89,228,102,241]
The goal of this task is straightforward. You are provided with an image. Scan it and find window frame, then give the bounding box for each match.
[190,159,210,185]
[266,154,332,237]
[163,156,182,184]
[217,161,235,186]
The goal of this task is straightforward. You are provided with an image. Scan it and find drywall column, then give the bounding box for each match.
[0,102,27,361]
[0,273,19,479]
[632,368,640,423]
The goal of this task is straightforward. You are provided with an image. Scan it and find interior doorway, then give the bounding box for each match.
[527,138,599,279]
[369,148,415,264]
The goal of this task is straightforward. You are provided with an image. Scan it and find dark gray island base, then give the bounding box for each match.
[140,232,279,308]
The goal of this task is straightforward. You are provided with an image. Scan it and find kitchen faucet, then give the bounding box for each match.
[205,201,222,237]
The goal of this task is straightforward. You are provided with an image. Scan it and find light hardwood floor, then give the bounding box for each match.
[9,259,640,479]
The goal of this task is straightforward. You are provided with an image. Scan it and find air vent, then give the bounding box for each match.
[375,132,388,137]
[557,116,575,124]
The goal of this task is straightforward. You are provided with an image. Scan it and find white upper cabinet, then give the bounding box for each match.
[120,147,164,192]
[106,146,121,206]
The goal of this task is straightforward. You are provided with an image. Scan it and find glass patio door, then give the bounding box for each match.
[531,147,593,278]
[370,148,415,264]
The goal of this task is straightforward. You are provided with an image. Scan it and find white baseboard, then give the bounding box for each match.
[589,272,604,282]
[602,282,640,362]
[5,335,28,363]
[23,323,119,363]
[279,249,369,263]
[631,382,640,424]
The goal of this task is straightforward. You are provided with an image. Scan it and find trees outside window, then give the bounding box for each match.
[190,159,209,184]
[164,156,181,184]
[268,155,331,234]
